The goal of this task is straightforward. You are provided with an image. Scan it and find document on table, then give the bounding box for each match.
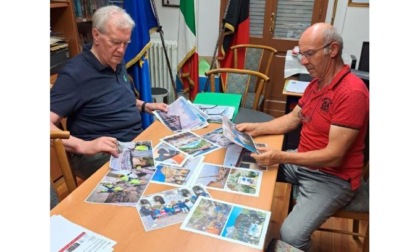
[50,215,116,252]
[285,80,310,93]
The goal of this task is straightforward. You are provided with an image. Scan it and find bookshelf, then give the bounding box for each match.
[50,1,81,59]
[73,0,124,46]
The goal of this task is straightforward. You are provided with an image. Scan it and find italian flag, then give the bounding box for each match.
[177,0,199,101]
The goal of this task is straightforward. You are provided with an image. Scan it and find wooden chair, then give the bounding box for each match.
[50,131,78,195]
[231,44,277,75]
[316,118,370,251]
[205,68,270,110]
[316,162,369,252]
[231,44,277,110]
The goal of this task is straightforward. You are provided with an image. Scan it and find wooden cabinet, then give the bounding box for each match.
[50,0,80,182]
[50,1,81,58]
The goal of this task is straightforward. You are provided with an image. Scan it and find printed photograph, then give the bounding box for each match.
[201,127,232,148]
[193,104,235,123]
[154,96,208,132]
[110,141,154,171]
[85,167,156,206]
[151,156,204,187]
[153,141,188,167]
[224,143,268,170]
[192,163,230,189]
[225,168,262,197]
[181,197,271,250]
[222,116,259,153]
[162,131,220,158]
[136,185,211,231]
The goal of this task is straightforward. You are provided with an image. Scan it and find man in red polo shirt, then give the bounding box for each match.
[236,22,369,251]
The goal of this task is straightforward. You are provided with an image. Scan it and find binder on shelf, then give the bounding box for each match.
[193,92,242,121]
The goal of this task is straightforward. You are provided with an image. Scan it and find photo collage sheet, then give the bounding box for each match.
[85,96,271,249]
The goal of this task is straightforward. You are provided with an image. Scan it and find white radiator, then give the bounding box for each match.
[148,39,178,103]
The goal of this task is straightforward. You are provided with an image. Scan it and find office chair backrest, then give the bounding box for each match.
[50,130,77,194]
[205,68,270,110]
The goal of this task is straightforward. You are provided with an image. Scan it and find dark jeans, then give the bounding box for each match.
[69,152,110,180]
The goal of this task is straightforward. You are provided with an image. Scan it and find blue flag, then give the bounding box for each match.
[123,0,158,128]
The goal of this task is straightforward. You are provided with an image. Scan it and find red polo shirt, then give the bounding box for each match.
[297,65,369,190]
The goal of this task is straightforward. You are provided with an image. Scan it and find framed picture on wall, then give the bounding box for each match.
[348,0,369,7]
[162,0,180,7]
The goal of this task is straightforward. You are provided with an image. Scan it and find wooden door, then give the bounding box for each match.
[220,0,328,117]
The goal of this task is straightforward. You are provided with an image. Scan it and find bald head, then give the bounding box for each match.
[299,22,343,56]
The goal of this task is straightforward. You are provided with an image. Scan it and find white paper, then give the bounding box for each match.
[285,80,310,93]
[50,215,116,252]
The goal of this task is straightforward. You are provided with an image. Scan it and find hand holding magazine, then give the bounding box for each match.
[222,116,259,153]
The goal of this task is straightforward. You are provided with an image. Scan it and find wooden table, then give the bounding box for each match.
[51,121,284,252]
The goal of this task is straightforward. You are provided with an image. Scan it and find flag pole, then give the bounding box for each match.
[150,0,178,99]
[203,0,232,93]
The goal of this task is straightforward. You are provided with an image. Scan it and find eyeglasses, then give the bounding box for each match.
[297,42,333,60]
[100,32,131,48]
